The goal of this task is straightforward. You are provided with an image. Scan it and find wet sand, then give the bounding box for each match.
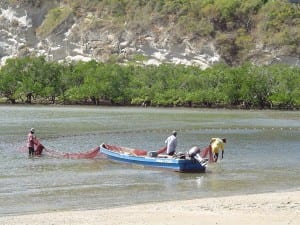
[1,190,299,225]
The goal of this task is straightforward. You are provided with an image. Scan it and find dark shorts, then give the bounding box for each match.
[214,152,219,157]
[28,147,34,155]
[167,151,175,156]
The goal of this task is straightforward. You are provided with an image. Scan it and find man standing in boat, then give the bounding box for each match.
[165,131,177,156]
[27,128,36,156]
[210,137,226,162]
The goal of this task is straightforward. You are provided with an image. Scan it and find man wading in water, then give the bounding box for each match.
[27,128,36,156]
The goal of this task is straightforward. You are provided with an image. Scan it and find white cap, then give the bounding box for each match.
[30,128,35,133]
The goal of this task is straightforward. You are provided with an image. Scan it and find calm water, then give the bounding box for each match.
[0,105,299,216]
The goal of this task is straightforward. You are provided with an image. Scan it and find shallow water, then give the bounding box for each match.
[0,105,299,215]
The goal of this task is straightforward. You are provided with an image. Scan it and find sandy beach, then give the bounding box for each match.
[1,190,299,225]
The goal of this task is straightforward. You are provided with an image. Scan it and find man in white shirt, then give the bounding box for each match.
[165,131,177,156]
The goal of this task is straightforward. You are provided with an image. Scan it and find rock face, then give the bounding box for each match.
[0,2,299,68]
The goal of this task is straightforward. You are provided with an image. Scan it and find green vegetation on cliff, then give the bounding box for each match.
[37,6,72,38]
[63,0,300,65]
[6,0,299,65]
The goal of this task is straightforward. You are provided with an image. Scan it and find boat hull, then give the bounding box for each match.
[100,144,206,173]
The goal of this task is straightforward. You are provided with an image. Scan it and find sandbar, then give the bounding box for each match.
[1,190,299,225]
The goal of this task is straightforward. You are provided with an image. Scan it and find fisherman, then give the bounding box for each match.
[27,128,36,156]
[164,131,177,156]
[210,137,226,162]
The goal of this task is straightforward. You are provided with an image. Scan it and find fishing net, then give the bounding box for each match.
[20,139,99,159]
[43,146,100,159]
[156,146,167,154]
[200,145,214,163]
[103,144,148,156]
[34,138,44,155]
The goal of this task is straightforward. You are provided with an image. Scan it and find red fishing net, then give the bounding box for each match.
[103,144,148,156]
[200,145,214,163]
[43,146,100,159]
[20,139,99,159]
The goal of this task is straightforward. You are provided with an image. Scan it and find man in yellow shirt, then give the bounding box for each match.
[210,138,226,162]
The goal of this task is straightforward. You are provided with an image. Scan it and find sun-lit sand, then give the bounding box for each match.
[1,191,299,225]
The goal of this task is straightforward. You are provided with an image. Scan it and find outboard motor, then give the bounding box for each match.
[188,146,208,166]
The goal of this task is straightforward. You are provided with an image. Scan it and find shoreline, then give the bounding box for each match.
[1,103,299,111]
[1,190,299,225]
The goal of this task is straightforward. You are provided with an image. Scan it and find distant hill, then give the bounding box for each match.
[1,0,299,68]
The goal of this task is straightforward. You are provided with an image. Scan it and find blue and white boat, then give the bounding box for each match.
[100,143,206,173]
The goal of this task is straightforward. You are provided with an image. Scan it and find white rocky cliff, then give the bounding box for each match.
[0,3,299,68]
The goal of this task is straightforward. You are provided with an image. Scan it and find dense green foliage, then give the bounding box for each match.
[0,57,299,109]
